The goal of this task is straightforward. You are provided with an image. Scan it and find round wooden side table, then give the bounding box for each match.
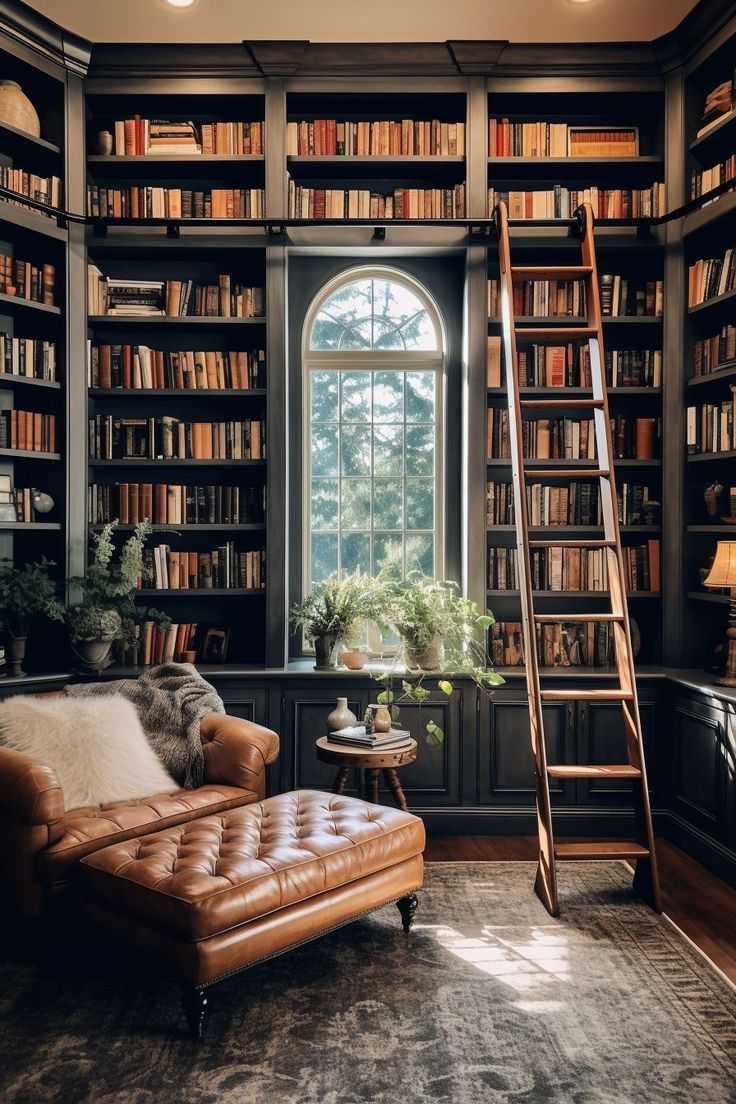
[316,736,418,812]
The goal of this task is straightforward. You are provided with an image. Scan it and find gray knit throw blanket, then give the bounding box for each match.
[64,663,225,788]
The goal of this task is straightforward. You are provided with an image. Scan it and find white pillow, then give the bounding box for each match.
[0,693,178,809]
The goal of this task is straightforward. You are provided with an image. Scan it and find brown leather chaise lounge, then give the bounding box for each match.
[0,701,280,923]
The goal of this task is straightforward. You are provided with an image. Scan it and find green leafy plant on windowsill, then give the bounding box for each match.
[290,573,388,669]
[374,576,505,744]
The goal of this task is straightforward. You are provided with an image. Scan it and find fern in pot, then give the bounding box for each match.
[291,574,387,670]
[68,521,167,673]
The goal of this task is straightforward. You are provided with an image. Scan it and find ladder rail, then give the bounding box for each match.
[494,200,559,916]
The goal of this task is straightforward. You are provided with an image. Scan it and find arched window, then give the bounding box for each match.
[303,268,444,591]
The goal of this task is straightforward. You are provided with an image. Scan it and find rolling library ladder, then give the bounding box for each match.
[493,200,661,917]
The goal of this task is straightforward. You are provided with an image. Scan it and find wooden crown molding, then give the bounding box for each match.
[0,0,91,76]
[653,0,736,72]
[243,40,309,76]
[88,42,261,80]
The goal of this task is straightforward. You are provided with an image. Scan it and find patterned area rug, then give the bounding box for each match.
[0,862,734,1104]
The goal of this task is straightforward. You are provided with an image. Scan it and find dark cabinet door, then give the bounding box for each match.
[479,690,574,805]
[282,686,370,794]
[575,694,658,807]
[212,682,270,727]
[670,695,728,842]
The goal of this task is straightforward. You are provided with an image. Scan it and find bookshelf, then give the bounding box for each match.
[0,28,73,670]
[681,22,736,666]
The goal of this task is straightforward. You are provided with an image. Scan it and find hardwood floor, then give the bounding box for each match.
[425,836,736,985]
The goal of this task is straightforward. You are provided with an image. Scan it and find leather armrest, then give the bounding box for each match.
[200,713,280,796]
[0,746,65,827]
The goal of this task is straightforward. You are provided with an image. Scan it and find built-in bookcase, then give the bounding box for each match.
[681,24,736,667]
[0,33,70,670]
[285,89,467,220]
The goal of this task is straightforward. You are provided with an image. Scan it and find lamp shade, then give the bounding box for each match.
[703,541,736,588]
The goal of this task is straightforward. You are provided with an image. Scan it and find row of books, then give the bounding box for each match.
[487,185,666,220]
[89,482,266,526]
[87,268,264,318]
[696,72,736,139]
[689,155,736,201]
[692,326,736,377]
[286,119,465,157]
[489,121,638,158]
[0,335,57,382]
[105,118,264,156]
[686,395,736,454]
[0,167,62,212]
[688,251,736,307]
[486,413,659,460]
[287,182,466,220]
[89,345,266,391]
[487,277,664,318]
[89,415,266,461]
[485,481,656,527]
[0,255,55,306]
[487,541,660,592]
[86,186,265,221]
[142,544,265,591]
[131,621,231,667]
[486,337,662,389]
[489,620,621,669]
[0,410,56,453]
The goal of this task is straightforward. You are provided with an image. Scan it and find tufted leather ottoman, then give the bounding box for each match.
[79,790,425,1036]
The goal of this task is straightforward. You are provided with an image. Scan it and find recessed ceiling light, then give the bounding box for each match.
[567,0,597,4]
[162,0,198,8]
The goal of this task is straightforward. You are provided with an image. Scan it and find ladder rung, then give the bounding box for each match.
[534,613,623,624]
[515,327,597,342]
[539,689,634,702]
[511,266,593,281]
[528,540,616,549]
[554,841,649,860]
[520,398,603,410]
[524,468,609,479]
[547,764,642,779]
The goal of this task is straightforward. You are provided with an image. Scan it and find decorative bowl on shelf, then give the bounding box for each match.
[0,80,40,138]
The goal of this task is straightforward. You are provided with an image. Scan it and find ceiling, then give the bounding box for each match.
[24,0,700,45]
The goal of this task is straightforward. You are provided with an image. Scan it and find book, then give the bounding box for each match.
[88,482,266,526]
[487,185,665,220]
[287,118,465,157]
[86,185,265,220]
[288,181,466,220]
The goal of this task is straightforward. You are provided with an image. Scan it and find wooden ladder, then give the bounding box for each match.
[493,199,662,917]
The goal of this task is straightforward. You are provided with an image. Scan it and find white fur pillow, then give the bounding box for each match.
[0,694,178,809]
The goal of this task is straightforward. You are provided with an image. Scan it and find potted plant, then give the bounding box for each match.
[376,576,505,743]
[0,559,63,676]
[291,574,387,670]
[68,521,168,673]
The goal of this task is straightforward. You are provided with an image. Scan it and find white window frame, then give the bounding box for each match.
[302,266,446,618]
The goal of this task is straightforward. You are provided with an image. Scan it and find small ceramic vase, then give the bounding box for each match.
[341,647,366,670]
[97,130,113,155]
[369,703,392,733]
[31,490,54,515]
[327,697,357,734]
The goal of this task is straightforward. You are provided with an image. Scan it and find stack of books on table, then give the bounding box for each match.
[328,726,413,751]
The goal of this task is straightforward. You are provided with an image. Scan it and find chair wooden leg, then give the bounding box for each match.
[182,986,208,1039]
[332,766,350,795]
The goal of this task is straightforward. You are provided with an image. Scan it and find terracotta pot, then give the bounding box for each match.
[0,81,40,138]
[404,636,445,672]
[314,633,338,670]
[7,636,27,678]
[341,647,366,670]
[71,635,115,674]
[327,697,357,734]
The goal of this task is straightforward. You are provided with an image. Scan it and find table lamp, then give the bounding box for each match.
[703,541,736,686]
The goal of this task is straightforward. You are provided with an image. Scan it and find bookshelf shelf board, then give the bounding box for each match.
[87,155,265,165]
[487,387,661,398]
[687,450,736,462]
[287,155,465,164]
[488,315,662,328]
[486,458,660,468]
[689,110,736,158]
[135,588,265,597]
[487,155,663,178]
[0,292,61,317]
[85,229,272,251]
[0,374,61,391]
[90,458,267,467]
[686,590,730,604]
[0,521,61,531]
[0,120,62,160]
[486,589,660,599]
[683,190,736,238]
[688,289,736,317]
[87,316,265,327]
[687,365,736,388]
[0,201,68,243]
[92,523,266,532]
[0,448,60,461]
[89,388,267,398]
[486,525,661,535]
[687,525,736,534]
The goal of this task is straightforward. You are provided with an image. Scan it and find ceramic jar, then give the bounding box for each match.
[0,81,40,138]
[340,647,366,670]
[327,697,357,734]
[369,703,392,733]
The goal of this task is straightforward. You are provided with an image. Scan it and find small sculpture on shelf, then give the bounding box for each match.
[31,489,54,516]
[703,480,724,521]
